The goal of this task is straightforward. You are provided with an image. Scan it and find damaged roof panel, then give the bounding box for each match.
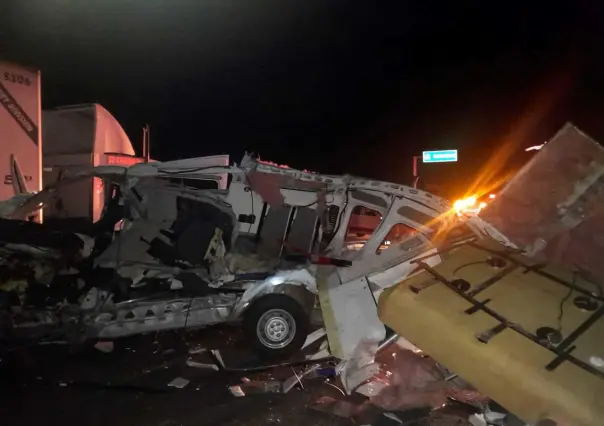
[480,123,604,282]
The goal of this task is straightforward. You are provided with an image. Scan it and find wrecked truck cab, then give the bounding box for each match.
[1,153,456,360]
[82,161,321,358]
[0,156,323,358]
[85,173,316,357]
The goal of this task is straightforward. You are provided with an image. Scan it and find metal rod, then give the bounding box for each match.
[470,242,604,302]
[556,306,604,352]
[467,264,518,297]
[145,124,151,163]
[414,260,604,379]
[141,126,147,159]
[377,332,400,352]
[413,156,418,179]
[412,156,421,188]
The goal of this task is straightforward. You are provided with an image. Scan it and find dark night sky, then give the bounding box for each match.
[3,1,604,197]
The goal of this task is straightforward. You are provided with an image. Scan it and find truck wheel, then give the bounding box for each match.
[243,294,309,359]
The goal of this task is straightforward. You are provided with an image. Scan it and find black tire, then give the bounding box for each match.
[243,294,309,360]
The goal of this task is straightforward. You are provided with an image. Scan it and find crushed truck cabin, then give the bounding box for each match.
[0,153,451,360]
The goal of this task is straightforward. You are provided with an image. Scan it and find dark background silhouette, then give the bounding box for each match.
[3,1,604,197]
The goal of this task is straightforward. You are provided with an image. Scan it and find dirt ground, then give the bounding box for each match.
[0,327,472,426]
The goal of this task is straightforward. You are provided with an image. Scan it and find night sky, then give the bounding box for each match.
[3,1,604,197]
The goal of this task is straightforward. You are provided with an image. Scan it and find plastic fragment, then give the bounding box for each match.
[210,349,225,368]
[301,328,326,350]
[383,412,403,423]
[186,359,219,370]
[167,377,190,388]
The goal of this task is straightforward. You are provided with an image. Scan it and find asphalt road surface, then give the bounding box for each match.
[0,326,471,426]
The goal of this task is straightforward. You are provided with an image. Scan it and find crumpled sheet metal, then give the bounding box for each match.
[340,337,381,394]
[479,123,604,282]
[369,346,487,412]
[341,338,486,412]
[0,192,37,219]
[245,170,327,207]
[230,268,317,319]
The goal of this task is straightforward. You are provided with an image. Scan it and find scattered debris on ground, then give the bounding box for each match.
[167,376,190,389]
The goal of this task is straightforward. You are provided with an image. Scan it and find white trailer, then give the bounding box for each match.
[42,103,147,223]
[0,61,42,218]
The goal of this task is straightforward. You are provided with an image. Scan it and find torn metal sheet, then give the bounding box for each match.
[167,377,189,389]
[355,380,388,398]
[368,345,487,414]
[302,327,327,350]
[230,268,317,319]
[318,247,441,361]
[340,338,381,394]
[210,350,225,368]
[479,123,604,283]
[468,412,507,426]
[368,348,447,412]
[0,192,38,218]
[306,347,332,361]
[186,360,219,370]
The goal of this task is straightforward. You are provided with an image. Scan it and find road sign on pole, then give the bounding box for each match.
[422,150,458,163]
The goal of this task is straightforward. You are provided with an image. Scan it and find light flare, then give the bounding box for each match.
[453,195,488,217]
[429,68,574,246]
[525,143,546,152]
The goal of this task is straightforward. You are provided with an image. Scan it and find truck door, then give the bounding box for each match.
[318,195,443,360]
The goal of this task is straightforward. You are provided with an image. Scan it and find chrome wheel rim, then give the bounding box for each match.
[256,308,296,349]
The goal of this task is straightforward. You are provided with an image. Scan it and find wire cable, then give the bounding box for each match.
[452,261,486,275]
[557,272,576,332]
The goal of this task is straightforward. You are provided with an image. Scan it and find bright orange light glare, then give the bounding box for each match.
[453,195,490,217]
[457,70,572,215]
[489,194,496,199]
[453,195,478,215]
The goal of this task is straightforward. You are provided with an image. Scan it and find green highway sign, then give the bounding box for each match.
[422,150,458,163]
